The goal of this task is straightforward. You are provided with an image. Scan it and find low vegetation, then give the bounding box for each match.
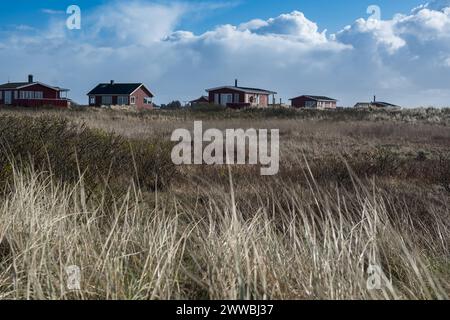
[0,107,448,300]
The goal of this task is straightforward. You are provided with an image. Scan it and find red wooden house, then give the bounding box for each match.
[87,81,154,110]
[290,95,337,109]
[0,75,70,108]
[206,80,276,108]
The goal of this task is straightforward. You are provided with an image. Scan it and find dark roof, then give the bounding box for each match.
[236,86,276,94]
[206,86,277,95]
[290,95,337,101]
[355,101,399,108]
[0,81,68,91]
[87,83,153,96]
[373,101,399,107]
[190,96,209,103]
[0,82,30,89]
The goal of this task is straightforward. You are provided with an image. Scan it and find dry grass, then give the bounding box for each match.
[0,107,448,300]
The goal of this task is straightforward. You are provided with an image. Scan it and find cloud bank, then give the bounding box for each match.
[0,0,450,107]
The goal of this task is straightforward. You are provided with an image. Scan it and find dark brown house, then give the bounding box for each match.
[290,95,337,109]
[354,97,400,109]
[0,75,70,108]
[87,81,154,110]
[190,96,209,106]
[206,80,276,108]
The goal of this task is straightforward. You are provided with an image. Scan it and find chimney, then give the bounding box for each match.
[373,95,376,103]
[110,80,115,85]
[28,74,34,83]
[235,79,238,87]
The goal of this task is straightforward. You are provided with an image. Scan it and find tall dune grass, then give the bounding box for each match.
[0,163,447,300]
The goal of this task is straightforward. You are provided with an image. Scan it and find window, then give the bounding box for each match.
[90,96,96,105]
[0,91,3,100]
[20,91,41,99]
[214,94,219,105]
[130,96,136,105]
[144,97,152,104]
[305,101,316,108]
[101,96,112,105]
[14,91,18,99]
[118,96,129,105]
[234,94,240,103]
[220,94,233,106]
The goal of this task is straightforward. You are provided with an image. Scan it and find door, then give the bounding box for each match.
[4,91,12,104]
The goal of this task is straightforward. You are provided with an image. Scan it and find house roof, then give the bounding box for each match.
[87,83,154,97]
[290,95,337,101]
[355,101,399,108]
[190,96,209,103]
[206,86,277,95]
[0,82,69,91]
[0,82,29,89]
[373,101,399,107]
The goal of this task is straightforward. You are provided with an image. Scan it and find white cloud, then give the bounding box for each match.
[87,1,187,45]
[413,0,450,11]
[336,18,406,54]
[1,0,450,107]
[41,9,65,15]
[331,1,450,104]
[238,11,328,44]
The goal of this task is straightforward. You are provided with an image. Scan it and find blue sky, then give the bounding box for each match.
[0,0,426,34]
[1,0,450,106]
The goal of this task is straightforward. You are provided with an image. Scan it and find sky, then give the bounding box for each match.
[0,0,450,106]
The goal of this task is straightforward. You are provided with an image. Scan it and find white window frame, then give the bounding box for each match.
[89,96,96,105]
[130,96,136,105]
[118,96,129,105]
[14,91,18,99]
[305,101,316,108]
[220,94,233,106]
[234,94,240,103]
[21,91,37,99]
[214,94,219,105]
[102,95,113,105]
[144,97,152,104]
